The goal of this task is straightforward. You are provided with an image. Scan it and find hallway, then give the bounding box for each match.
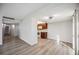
[0,36,74,55]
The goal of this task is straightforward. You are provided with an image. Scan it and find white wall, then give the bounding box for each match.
[19,16,38,45]
[0,16,2,45]
[78,23,79,34]
[0,4,3,45]
[31,18,38,45]
[78,22,79,50]
[48,20,72,43]
[13,24,19,37]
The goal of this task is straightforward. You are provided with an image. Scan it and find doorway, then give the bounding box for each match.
[3,23,20,44]
[37,21,48,46]
[2,23,19,44]
[37,21,48,39]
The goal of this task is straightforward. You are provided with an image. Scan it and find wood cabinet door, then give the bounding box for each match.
[41,32,47,39]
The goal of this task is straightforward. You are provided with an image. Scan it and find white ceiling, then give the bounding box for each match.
[0,3,77,23]
[33,3,77,23]
[1,3,48,22]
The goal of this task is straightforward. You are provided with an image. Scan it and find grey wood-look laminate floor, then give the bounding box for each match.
[0,35,74,55]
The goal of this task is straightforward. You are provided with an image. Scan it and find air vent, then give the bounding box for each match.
[3,16,15,20]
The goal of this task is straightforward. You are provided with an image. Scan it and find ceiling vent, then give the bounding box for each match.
[3,16,15,20]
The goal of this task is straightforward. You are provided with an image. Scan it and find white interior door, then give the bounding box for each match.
[73,10,79,55]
